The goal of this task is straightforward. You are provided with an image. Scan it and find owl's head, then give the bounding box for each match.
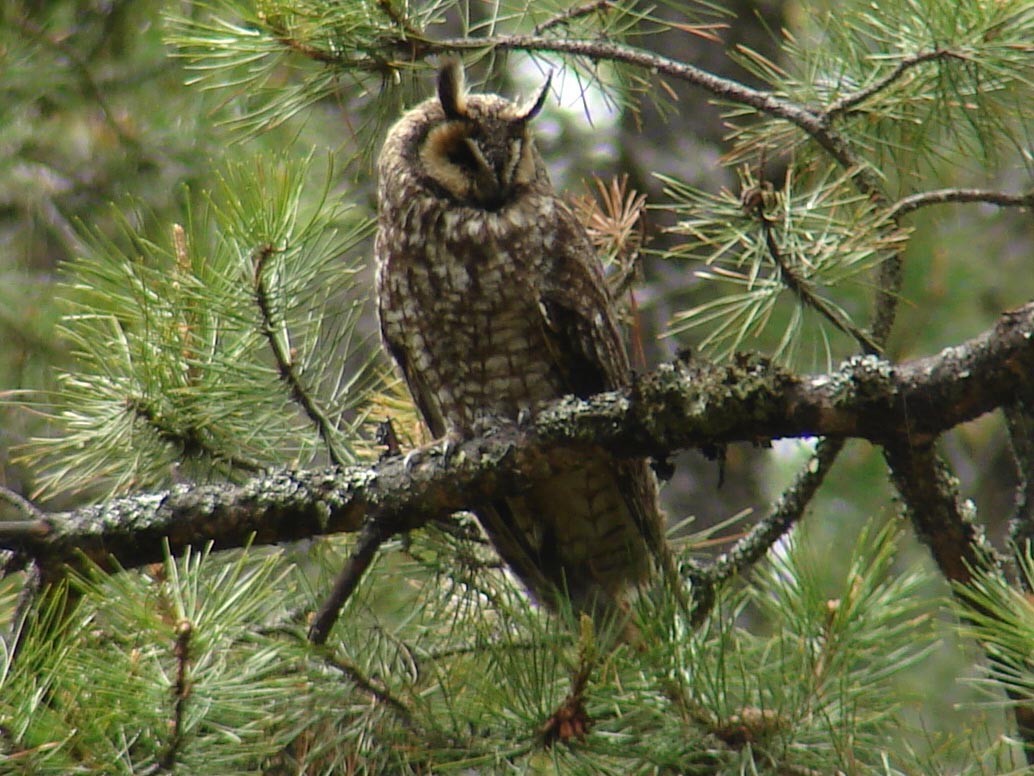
[404,60,551,211]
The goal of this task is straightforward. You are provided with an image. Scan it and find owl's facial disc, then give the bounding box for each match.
[421,120,536,210]
[420,64,547,210]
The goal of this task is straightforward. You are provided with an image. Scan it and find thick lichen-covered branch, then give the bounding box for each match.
[3,303,1032,578]
[884,442,991,585]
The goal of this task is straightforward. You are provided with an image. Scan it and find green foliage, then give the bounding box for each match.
[164,0,725,153]
[165,0,422,143]
[1,0,1032,772]
[26,153,379,498]
[0,0,238,503]
[956,545,1034,702]
[1,546,303,774]
[727,0,1034,181]
[0,521,943,774]
[660,166,907,368]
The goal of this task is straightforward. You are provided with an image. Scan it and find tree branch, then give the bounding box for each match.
[0,486,45,521]
[883,442,991,585]
[749,196,881,355]
[253,246,348,467]
[889,188,1034,219]
[3,303,1033,578]
[437,35,827,137]
[533,0,613,35]
[690,437,844,624]
[308,515,395,644]
[824,49,964,117]
[1006,395,1034,558]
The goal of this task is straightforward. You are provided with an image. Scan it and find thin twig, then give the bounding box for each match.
[888,188,1034,220]
[253,245,348,467]
[320,647,417,728]
[824,49,962,117]
[422,638,546,662]
[533,0,612,35]
[126,397,265,474]
[6,563,42,662]
[439,36,823,130]
[309,516,394,644]
[752,198,881,355]
[690,438,844,625]
[375,0,422,39]
[542,615,595,745]
[0,486,45,521]
[434,35,885,193]
[150,620,193,774]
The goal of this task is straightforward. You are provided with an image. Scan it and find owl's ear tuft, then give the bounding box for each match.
[437,58,468,120]
[518,71,552,122]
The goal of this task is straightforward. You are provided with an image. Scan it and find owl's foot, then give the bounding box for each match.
[439,432,462,466]
[516,407,533,429]
[470,410,519,437]
[402,448,423,472]
[405,431,465,472]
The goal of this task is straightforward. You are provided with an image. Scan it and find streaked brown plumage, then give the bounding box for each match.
[374,61,665,621]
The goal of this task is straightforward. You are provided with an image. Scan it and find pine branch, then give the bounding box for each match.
[690,437,844,625]
[889,188,1034,219]
[126,396,265,474]
[4,302,1034,579]
[824,48,964,117]
[319,646,417,729]
[4,562,42,661]
[245,26,886,200]
[533,0,613,35]
[308,516,393,644]
[748,193,881,355]
[253,245,348,467]
[885,435,1034,759]
[436,35,852,161]
[883,442,992,585]
[145,620,194,775]
[0,486,45,521]
[1006,395,1034,558]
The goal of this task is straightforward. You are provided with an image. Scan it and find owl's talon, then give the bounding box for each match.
[403,449,423,472]
[440,435,459,466]
[471,411,508,437]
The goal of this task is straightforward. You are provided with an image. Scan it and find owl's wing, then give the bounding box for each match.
[378,302,449,440]
[536,202,665,558]
[537,202,630,397]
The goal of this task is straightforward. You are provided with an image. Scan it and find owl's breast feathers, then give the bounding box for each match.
[375,83,665,619]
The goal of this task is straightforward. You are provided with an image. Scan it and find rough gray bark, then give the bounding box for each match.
[4,300,1032,579]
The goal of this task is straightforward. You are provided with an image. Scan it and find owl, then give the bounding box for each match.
[375,60,666,623]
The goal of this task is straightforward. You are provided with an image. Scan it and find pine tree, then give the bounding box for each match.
[1,0,1033,772]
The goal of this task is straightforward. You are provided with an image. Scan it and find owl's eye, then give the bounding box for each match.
[446,138,480,171]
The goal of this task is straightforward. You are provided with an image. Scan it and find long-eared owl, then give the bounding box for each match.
[375,60,665,621]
